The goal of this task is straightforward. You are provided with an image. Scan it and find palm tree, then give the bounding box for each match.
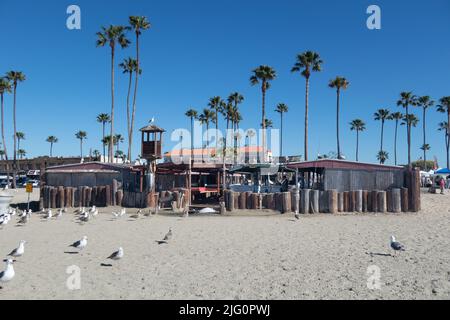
[437,97,450,168]
[15,132,25,157]
[96,25,130,163]
[262,118,273,128]
[416,96,434,170]
[114,134,124,155]
[208,96,225,148]
[96,113,110,161]
[92,149,101,160]
[438,121,449,168]
[250,65,276,162]
[397,92,418,167]
[291,51,323,161]
[227,92,244,159]
[401,114,420,165]
[374,109,391,154]
[328,76,349,159]
[75,131,87,158]
[102,136,113,159]
[377,150,389,164]
[198,109,215,161]
[5,71,25,188]
[390,112,403,165]
[185,108,198,161]
[0,77,11,186]
[17,149,26,159]
[119,57,140,160]
[275,103,288,158]
[46,136,58,157]
[128,16,151,164]
[350,119,366,161]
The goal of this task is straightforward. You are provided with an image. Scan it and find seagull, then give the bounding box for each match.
[55,208,63,218]
[149,117,155,124]
[17,213,30,225]
[8,240,26,257]
[44,209,52,220]
[27,209,32,215]
[294,211,300,220]
[156,228,173,244]
[79,211,90,222]
[69,236,88,250]
[130,209,141,219]
[390,235,406,255]
[62,207,67,213]
[107,247,124,260]
[119,208,126,217]
[0,214,11,227]
[90,206,98,217]
[112,211,119,218]
[0,259,16,288]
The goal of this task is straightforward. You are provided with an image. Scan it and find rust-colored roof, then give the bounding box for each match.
[46,161,135,172]
[287,159,404,171]
[139,124,165,132]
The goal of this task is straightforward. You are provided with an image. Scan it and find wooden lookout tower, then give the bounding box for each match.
[140,124,165,206]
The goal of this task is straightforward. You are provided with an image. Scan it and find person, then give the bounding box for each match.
[439,176,445,195]
[446,175,450,189]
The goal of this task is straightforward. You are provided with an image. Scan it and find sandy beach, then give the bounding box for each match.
[0,189,449,300]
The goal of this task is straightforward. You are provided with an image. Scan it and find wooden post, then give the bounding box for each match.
[251,193,259,210]
[112,179,118,206]
[50,187,57,209]
[343,191,349,212]
[266,193,275,210]
[387,189,393,212]
[338,192,344,212]
[301,189,310,214]
[377,191,387,213]
[328,189,338,214]
[105,185,111,207]
[116,190,123,207]
[227,191,235,212]
[239,192,246,209]
[245,191,253,209]
[401,187,409,212]
[349,191,355,212]
[355,190,363,212]
[371,190,378,212]
[291,189,300,213]
[310,190,319,213]
[282,192,291,213]
[220,201,226,214]
[362,190,368,212]
[234,192,239,210]
[409,168,421,212]
[391,188,401,213]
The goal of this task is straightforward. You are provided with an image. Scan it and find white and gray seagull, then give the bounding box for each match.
[0,259,16,289]
[69,236,88,251]
[107,247,124,260]
[390,235,406,255]
[156,228,173,244]
[8,240,26,257]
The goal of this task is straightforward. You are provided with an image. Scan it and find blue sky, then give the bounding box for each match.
[1,0,449,165]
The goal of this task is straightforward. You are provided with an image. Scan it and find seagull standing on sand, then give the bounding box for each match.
[45,209,52,220]
[69,236,88,250]
[18,213,30,225]
[390,235,406,255]
[107,247,124,260]
[0,214,11,227]
[120,208,126,217]
[0,259,15,288]
[294,211,300,220]
[56,208,63,218]
[8,240,26,257]
[157,228,173,244]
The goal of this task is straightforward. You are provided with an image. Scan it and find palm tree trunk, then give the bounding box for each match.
[12,83,17,188]
[1,93,10,187]
[447,111,450,169]
[80,139,83,158]
[336,89,341,159]
[381,121,384,152]
[126,71,132,161]
[109,45,115,163]
[304,77,310,161]
[280,112,284,159]
[394,121,398,166]
[130,32,140,164]
[102,122,106,162]
[406,105,411,168]
[446,130,450,169]
[356,130,359,161]
[423,108,427,171]
[261,83,266,163]
[215,111,219,149]
[50,143,53,157]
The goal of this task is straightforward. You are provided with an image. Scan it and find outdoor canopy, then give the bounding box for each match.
[435,168,450,174]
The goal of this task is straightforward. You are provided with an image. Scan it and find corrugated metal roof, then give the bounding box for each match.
[287,159,404,171]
